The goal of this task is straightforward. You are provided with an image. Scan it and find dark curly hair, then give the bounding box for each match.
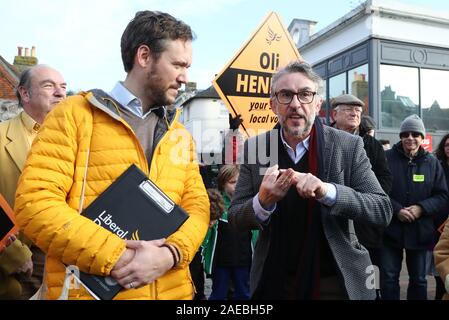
[434,133,449,162]
[206,188,225,221]
[121,10,194,72]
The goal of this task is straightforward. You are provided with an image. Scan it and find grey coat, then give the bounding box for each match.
[228,125,393,300]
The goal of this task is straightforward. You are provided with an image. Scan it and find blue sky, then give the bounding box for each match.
[1,0,449,92]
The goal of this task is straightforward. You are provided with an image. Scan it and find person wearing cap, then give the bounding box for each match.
[331,93,392,299]
[381,114,448,300]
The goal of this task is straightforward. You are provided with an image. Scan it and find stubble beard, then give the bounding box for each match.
[282,111,315,141]
[146,72,172,107]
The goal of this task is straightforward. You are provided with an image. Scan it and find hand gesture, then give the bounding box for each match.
[258,165,295,209]
[293,171,327,199]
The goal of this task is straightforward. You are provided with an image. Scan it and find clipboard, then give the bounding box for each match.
[77,164,189,299]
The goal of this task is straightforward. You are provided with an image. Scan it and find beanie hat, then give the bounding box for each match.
[400,114,425,138]
[360,115,376,131]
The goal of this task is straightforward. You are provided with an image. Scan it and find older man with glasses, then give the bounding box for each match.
[381,114,448,300]
[228,61,392,300]
[331,93,392,299]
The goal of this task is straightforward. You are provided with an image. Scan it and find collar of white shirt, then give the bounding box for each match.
[280,129,310,164]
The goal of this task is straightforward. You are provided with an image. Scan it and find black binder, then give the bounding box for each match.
[76,164,189,300]
[0,193,19,251]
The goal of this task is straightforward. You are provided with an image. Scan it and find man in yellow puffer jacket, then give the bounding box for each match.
[14,10,209,300]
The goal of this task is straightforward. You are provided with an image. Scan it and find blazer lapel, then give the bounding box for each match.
[5,116,28,172]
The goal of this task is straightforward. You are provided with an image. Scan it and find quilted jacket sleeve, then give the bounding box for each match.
[167,130,209,268]
[14,99,126,276]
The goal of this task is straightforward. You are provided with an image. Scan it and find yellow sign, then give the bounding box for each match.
[212,12,301,137]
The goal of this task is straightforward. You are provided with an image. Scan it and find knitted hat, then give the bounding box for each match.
[360,115,376,131]
[331,94,365,108]
[400,114,425,138]
[360,115,376,136]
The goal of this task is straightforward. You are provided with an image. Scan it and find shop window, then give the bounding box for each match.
[348,64,369,114]
[421,69,449,132]
[380,65,419,129]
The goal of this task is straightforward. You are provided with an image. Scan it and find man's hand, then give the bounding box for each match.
[16,258,33,278]
[293,172,327,199]
[397,208,415,223]
[258,165,295,209]
[110,238,172,289]
[1,235,17,252]
[5,234,17,247]
[405,205,423,220]
[113,248,136,271]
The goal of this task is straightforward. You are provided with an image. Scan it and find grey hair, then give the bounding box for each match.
[15,68,34,105]
[270,60,324,98]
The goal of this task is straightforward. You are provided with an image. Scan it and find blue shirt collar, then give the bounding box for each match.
[110,81,153,119]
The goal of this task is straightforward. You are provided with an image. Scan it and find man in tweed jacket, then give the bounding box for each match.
[228,61,392,300]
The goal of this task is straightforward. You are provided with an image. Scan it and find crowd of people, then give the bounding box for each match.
[2,9,449,301]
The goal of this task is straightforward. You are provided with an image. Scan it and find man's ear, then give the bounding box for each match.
[135,45,152,68]
[18,86,30,104]
[270,98,278,115]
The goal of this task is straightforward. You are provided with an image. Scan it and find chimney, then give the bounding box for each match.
[13,45,38,73]
[288,19,318,48]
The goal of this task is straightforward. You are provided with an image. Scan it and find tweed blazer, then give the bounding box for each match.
[228,125,393,300]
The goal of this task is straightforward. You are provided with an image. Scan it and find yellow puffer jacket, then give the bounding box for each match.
[14,91,209,300]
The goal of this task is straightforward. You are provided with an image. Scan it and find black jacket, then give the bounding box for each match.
[353,134,393,248]
[384,142,448,249]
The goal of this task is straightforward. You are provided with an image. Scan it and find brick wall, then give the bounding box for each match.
[0,75,16,100]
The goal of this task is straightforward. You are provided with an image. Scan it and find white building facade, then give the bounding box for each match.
[290,0,449,144]
[178,86,230,162]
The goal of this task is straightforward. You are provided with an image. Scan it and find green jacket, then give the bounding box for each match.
[202,192,258,275]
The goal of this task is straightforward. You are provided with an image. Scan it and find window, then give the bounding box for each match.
[380,65,419,129]
[421,69,449,131]
[329,73,346,100]
[348,64,369,113]
[327,64,369,122]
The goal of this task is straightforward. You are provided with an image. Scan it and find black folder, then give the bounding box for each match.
[76,164,189,300]
[0,193,19,251]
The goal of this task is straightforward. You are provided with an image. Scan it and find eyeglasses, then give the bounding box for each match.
[400,132,422,139]
[274,90,317,105]
[336,106,363,114]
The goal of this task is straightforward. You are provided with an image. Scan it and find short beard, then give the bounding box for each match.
[281,111,315,141]
[145,65,173,107]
